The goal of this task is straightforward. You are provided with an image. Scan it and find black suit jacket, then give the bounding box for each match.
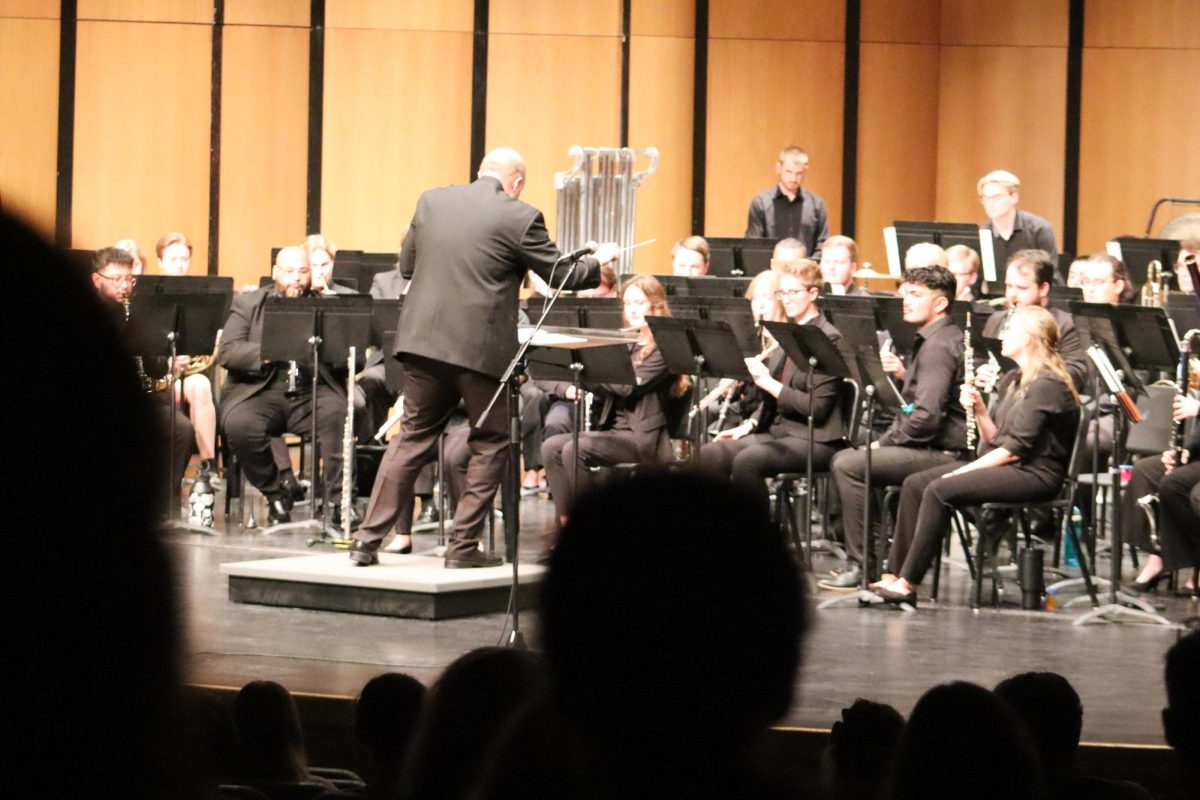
[394,176,600,378]
[753,313,847,442]
[591,344,681,463]
[370,269,408,300]
[216,286,347,422]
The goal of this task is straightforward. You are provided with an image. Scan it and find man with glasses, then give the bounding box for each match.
[91,247,196,510]
[978,170,1058,277]
[217,245,350,524]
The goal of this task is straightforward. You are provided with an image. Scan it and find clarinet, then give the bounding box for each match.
[1170,331,1200,467]
[964,312,976,452]
[285,360,299,398]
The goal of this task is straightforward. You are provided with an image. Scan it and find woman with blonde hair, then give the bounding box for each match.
[873,305,1081,606]
[541,274,688,526]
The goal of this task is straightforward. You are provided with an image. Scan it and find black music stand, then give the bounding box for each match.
[884,221,997,282]
[646,317,753,461]
[763,321,853,567]
[1107,237,1181,290]
[818,336,913,612]
[1073,343,1171,627]
[129,276,232,534]
[261,295,372,541]
[705,237,779,277]
[525,331,637,497]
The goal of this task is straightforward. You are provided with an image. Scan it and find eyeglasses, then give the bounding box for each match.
[980,193,1013,203]
[775,288,812,299]
[97,272,136,287]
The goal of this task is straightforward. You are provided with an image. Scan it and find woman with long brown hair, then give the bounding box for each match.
[873,305,1081,606]
[541,274,688,527]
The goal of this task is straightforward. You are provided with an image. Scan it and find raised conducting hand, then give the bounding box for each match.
[593,242,620,266]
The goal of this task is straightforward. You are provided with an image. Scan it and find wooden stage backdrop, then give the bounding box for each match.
[2,0,1198,290]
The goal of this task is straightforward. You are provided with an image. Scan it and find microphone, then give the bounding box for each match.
[559,241,598,262]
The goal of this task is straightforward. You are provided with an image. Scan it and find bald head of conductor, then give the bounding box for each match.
[478,147,527,200]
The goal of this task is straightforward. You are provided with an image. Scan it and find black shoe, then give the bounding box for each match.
[267,493,293,524]
[1125,573,1164,594]
[383,536,413,555]
[416,503,439,525]
[444,550,503,569]
[349,539,380,566]
[280,470,307,502]
[875,586,918,607]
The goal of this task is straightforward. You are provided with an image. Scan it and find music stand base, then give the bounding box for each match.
[1072,602,1174,627]
[162,520,218,537]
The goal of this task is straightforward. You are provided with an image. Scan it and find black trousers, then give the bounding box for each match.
[543,429,666,519]
[443,424,515,511]
[152,396,195,510]
[1158,461,1200,571]
[888,462,1060,585]
[829,446,962,565]
[223,381,345,504]
[1121,455,1164,553]
[357,355,508,557]
[698,432,841,517]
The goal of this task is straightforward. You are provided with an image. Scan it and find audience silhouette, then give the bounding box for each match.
[823,699,905,800]
[352,673,427,798]
[231,680,335,790]
[1163,629,1200,800]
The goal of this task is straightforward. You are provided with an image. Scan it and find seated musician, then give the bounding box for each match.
[1077,253,1134,468]
[305,234,356,295]
[699,260,847,514]
[541,274,688,527]
[978,249,1089,392]
[217,246,348,524]
[671,236,710,277]
[91,247,195,509]
[871,305,1081,606]
[905,241,948,269]
[819,235,870,296]
[156,231,192,275]
[946,244,981,302]
[823,266,967,591]
[1122,389,1200,594]
[115,238,148,274]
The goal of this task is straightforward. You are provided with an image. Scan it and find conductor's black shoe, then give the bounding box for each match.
[444,551,503,569]
[280,470,307,502]
[266,494,292,524]
[817,566,862,591]
[416,504,440,526]
[349,539,380,566]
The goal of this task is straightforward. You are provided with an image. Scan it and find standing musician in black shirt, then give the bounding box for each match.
[699,261,847,514]
[822,266,967,591]
[978,170,1058,275]
[745,145,830,257]
[872,305,1081,606]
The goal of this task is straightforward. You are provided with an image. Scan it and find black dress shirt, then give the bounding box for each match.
[985,209,1058,273]
[877,315,967,451]
[745,186,829,257]
[985,371,1080,484]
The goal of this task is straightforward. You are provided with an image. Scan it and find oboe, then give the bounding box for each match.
[964,312,976,451]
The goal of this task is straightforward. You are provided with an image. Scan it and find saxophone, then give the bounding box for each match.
[964,312,976,452]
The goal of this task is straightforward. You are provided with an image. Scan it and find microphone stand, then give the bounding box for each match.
[476,249,593,649]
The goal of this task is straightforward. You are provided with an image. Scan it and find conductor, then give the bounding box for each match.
[350,148,618,568]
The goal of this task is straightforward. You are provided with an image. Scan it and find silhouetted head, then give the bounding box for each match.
[1164,629,1200,761]
[232,680,309,782]
[540,472,808,763]
[889,682,1045,800]
[825,699,905,800]
[995,671,1082,778]
[401,647,547,800]
[355,673,427,766]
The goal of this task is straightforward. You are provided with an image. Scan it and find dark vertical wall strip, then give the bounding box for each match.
[620,0,631,148]
[692,0,708,234]
[55,0,77,247]
[207,0,224,275]
[840,0,860,238]
[1062,0,1084,256]
[470,0,489,177]
[306,0,325,234]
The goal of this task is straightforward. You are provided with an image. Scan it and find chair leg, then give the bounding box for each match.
[973,515,987,610]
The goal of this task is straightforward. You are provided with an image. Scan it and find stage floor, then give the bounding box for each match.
[173,492,1195,747]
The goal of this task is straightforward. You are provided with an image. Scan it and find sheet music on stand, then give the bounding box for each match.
[128,275,233,358]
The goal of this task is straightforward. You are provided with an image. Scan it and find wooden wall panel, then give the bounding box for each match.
[485,33,622,239]
[628,33,693,273]
[631,0,692,37]
[78,0,212,23]
[856,42,939,270]
[940,0,1067,47]
[709,0,843,42]
[860,0,937,44]
[1084,0,1200,49]
[326,0,472,32]
[321,28,472,252]
[490,0,621,36]
[219,25,308,289]
[0,17,58,236]
[225,0,308,28]
[72,20,211,265]
[705,38,844,239]
[1077,48,1200,251]
[0,0,57,17]
[934,45,1066,248]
